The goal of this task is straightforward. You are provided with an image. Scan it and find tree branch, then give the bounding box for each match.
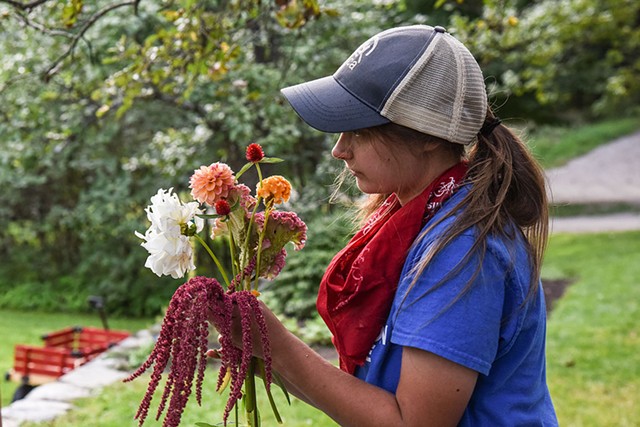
[0,0,53,12]
[41,0,141,81]
[4,0,141,81]
[14,11,75,39]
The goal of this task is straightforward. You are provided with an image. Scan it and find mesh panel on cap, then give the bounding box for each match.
[381,33,487,145]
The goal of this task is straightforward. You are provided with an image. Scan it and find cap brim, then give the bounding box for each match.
[280,76,389,133]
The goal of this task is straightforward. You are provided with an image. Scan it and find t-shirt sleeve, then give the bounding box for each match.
[390,233,506,376]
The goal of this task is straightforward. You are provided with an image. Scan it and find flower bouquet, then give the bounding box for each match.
[126,143,307,427]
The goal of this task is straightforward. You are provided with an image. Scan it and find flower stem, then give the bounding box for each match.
[242,164,264,288]
[241,197,262,290]
[194,234,230,288]
[256,163,264,186]
[245,358,259,426]
[229,232,239,278]
[254,200,273,290]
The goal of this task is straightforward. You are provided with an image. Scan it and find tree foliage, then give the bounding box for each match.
[0,0,406,316]
[0,0,334,315]
[0,0,638,317]
[450,0,640,120]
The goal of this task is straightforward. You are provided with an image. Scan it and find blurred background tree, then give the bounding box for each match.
[0,0,638,318]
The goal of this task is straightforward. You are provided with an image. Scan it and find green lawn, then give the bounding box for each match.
[20,372,338,426]
[0,310,337,426]
[544,231,640,426]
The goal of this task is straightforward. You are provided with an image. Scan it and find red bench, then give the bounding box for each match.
[8,326,130,386]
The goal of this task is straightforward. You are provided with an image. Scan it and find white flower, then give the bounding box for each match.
[145,187,204,235]
[135,188,204,279]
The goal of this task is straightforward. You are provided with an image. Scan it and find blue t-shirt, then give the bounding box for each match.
[355,187,558,425]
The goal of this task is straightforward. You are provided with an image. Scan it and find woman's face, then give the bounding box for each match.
[331,131,437,205]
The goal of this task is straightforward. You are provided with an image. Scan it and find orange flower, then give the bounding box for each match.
[256,175,291,205]
[189,162,235,206]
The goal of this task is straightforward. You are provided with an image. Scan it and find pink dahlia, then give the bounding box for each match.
[189,162,235,206]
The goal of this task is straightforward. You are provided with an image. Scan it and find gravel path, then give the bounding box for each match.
[546,130,640,233]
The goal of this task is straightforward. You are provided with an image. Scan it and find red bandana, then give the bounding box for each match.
[317,162,468,374]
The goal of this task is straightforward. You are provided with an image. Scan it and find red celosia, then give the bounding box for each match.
[228,183,256,211]
[215,199,231,216]
[264,210,307,250]
[245,143,265,163]
[264,247,287,279]
[125,276,272,427]
[250,210,307,280]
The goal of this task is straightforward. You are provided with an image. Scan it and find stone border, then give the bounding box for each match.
[550,212,640,234]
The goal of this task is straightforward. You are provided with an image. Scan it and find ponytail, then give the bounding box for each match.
[466,109,549,289]
[406,108,549,305]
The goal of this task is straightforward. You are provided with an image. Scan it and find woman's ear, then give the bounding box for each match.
[422,139,445,155]
[423,137,463,160]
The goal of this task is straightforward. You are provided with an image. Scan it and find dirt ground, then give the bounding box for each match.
[542,279,572,313]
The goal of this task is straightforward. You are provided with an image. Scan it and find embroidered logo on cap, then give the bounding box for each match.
[346,36,379,70]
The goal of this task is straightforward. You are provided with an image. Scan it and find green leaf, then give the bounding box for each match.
[61,0,83,27]
[259,157,284,164]
[257,359,284,423]
[197,214,222,219]
[235,161,254,180]
[95,105,110,118]
[434,0,447,8]
[271,372,291,405]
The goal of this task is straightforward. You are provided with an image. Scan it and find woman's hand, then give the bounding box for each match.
[208,297,285,360]
[254,327,478,427]
[209,296,478,426]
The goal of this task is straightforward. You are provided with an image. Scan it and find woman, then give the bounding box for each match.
[228,25,558,425]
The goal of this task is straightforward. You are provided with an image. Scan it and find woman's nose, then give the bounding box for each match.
[332,133,352,160]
